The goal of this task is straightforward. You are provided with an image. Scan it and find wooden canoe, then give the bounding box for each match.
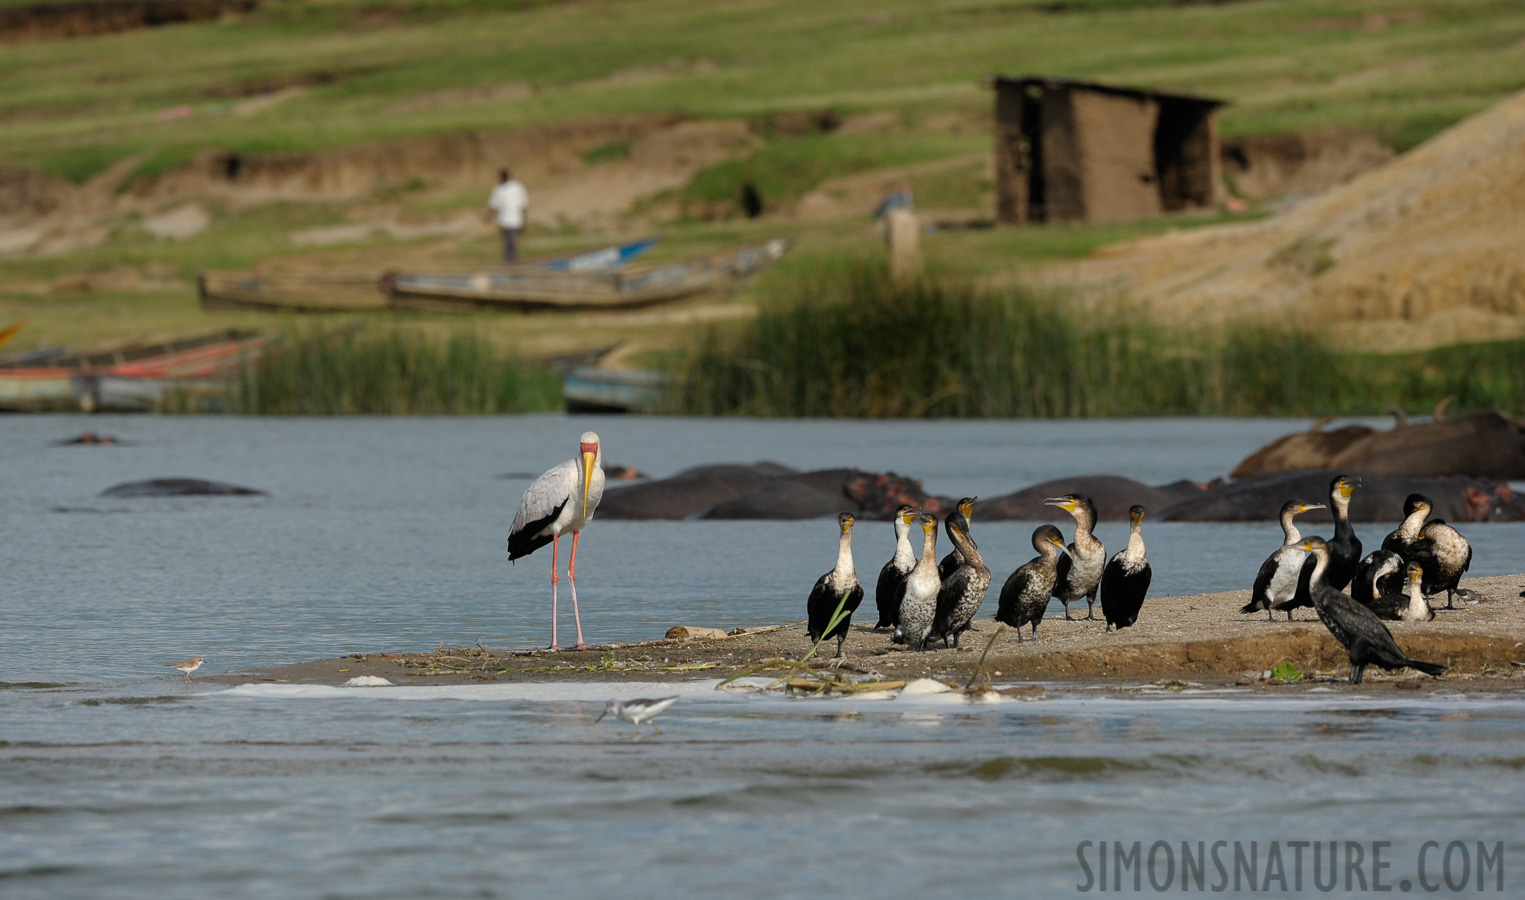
[385,239,790,313]
[0,329,264,412]
[561,368,671,414]
[199,236,663,313]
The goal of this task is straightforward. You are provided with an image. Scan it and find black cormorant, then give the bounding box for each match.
[873,505,919,630]
[1046,494,1105,620]
[806,512,865,658]
[1099,505,1151,632]
[1411,520,1472,609]
[932,515,991,648]
[1367,562,1435,622]
[1320,474,1363,590]
[938,497,977,581]
[1352,549,1406,607]
[995,524,1068,641]
[1240,499,1324,620]
[896,514,942,652]
[1298,537,1445,684]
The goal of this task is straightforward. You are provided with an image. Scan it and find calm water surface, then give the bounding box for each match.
[2,415,1522,898]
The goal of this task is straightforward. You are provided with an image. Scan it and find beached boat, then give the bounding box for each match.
[385,239,790,313]
[199,236,663,313]
[561,368,671,414]
[0,329,265,412]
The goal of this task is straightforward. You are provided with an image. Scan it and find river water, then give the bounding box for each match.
[2,414,1522,897]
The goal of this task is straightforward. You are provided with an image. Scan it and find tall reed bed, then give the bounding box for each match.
[671,265,1524,418]
[220,326,562,415]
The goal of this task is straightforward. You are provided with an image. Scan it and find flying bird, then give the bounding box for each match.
[508,431,606,650]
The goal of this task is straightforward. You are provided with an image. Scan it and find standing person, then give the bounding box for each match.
[486,169,528,263]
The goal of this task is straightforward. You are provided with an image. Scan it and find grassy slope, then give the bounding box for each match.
[5,0,1524,179]
[3,0,1524,363]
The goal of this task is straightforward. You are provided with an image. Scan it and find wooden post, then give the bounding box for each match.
[884,208,921,282]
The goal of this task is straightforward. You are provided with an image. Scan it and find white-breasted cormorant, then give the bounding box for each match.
[1240,499,1324,621]
[806,512,865,658]
[873,505,919,630]
[1352,549,1406,607]
[995,524,1068,641]
[1099,505,1151,632]
[938,497,977,581]
[932,515,991,648]
[1381,493,1431,558]
[1367,562,1435,622]
[508,431,606,650]
[896,514,941,652]
[1046,494,1105,620]
[1412,519,1472,609]
[1299,537,1445,684]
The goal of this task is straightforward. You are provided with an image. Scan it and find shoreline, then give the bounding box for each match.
[214,575,1525,693]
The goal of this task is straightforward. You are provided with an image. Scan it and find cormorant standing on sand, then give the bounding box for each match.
[1412,519,1472,610]
[873,505,919,630]
[806,513,865,659]
[1099,505,1151,632]
[932,515,991,648]
[1046,494,1105,620]
[1298,537,1445,684]
[1352,549,1406,607]
[896,514,941,652]
[1367,562,1435,623]
[1381,494,1472,609]
[995,524,1068,642]
[1318,475,1363,590]
[938,497,977,581]
[1241,499,1324,620]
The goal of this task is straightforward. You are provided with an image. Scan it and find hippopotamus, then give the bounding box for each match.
[597,462,953,521]
[1157,469,1524,522]
[1233,411,1525,480]
[100,478,267,498]
[978,475,1203,521]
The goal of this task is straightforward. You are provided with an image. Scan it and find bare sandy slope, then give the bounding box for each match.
[220,574,1525,691]
[1033,90,1525,349]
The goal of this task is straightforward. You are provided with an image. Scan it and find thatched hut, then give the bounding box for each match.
[994,76,1224,225]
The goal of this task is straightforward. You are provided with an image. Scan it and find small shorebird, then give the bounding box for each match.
[596,696,679,736]
[168,657,204,680]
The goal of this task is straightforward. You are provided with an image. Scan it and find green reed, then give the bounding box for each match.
[220,326,562,415]
[670,265,1524,418]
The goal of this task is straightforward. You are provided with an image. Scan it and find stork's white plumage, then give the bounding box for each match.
[508,431,605,650]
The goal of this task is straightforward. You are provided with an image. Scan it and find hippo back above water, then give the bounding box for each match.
[100,478,267,498]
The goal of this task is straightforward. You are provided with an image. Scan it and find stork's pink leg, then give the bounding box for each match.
[568,531,586,649]
[549,533,560,650]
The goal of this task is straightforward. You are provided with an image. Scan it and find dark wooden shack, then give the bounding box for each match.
[994,76,1224,225]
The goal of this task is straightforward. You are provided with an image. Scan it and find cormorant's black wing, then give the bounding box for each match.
[874,561,906,628]
[1244,551,1279,613]
[1052,549,1074,600]
[996,563,1034,625]
[805,574,834,641]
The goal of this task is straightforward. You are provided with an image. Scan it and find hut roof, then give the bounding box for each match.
[993,75,1225,110]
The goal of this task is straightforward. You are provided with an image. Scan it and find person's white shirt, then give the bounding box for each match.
[488,180,528,229]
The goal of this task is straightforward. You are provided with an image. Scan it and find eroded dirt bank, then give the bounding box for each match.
[219,575,1525,691]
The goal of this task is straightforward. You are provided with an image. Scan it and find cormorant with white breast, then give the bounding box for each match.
[1411,519,1472,610]
[873,505,919,630]
[1298,537,1445,684]
[1352,549,1406,607]
[1240,499,1324,621]
[507,431,606,650]
[932,514,990,648]
[995,524,1068,641]
[938,497,977,581]
[1099,505,1151,632]
[1046,494,1105,620]
[1381,493,1431,558]
[806,513,865,658]
[1367,562,1435,622]
[896,514,941,652]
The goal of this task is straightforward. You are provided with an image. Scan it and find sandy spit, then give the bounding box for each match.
[215,575,1525,694]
